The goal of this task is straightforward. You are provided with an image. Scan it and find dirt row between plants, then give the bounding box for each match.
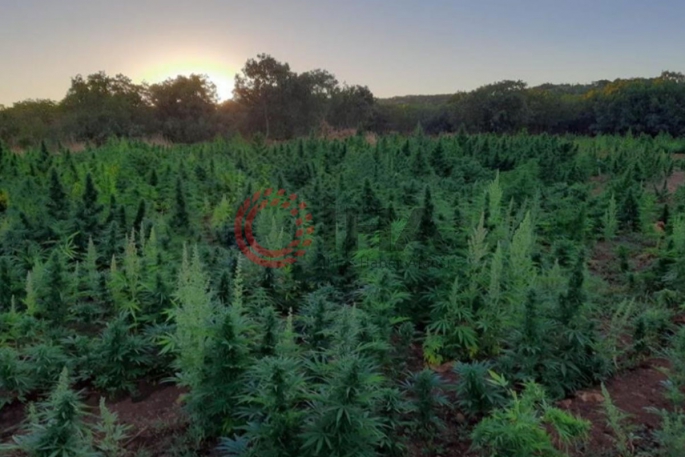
[422,358,670,456]
[0,382,188,457]
[558,359,670,455]
[0,341,674,456]
[103,383,188,455]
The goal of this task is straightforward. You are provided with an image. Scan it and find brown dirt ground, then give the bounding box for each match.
[0,352,676,457]
[558,359,671,456]
[416,357,672,457]
[0,400,27,441]
[0,381,188,457]
[593,169,684,200]
[103,383,186,433]
[590,174,610,197]
[647,170,685,201]
[665,170,685,194]
[588,236,658,287]
[588,239,621,286]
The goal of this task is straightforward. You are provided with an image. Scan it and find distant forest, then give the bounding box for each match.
[1,54,684,146]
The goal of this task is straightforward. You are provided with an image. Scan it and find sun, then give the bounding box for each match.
[140,58,235,101]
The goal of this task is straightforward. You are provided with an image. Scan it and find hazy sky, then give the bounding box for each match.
[1,0,684,105]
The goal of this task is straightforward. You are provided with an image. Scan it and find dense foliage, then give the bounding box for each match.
[1,130,685,456]
[1,54,684,146]
[0,55,375,146]
[376,72,685,137]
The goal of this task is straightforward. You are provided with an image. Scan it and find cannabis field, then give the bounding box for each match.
[1,131,685,457]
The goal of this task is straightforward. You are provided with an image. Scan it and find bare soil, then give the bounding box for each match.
[558,359,671,456]
[0,400,27,441]
[1,347,676,457]
[665,170,685,194]
[589,174,610,197]
[0,382,188,457]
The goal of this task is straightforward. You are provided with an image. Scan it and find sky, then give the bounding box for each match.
[1,0,684,105]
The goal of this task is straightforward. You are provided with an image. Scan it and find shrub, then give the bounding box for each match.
[376,387,410,457]
[454,361,508,417]
[404,369,449,441]
[0,346,34,407]
[24,342,70,391]
[218,356,307,457]
[632,306,673,355]
[660,327,685,406]
[4,368,97,457]
[187,307,250,438]
[471,381,589,457]
[647,408,685,457]
[300,355,386,457]
[89,315,152,394]
[94,397,131,457]
[600,383,636,456]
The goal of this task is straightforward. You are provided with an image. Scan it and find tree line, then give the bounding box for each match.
[1,53,684,146]
[375,71,685,136]
[0,54,375,146]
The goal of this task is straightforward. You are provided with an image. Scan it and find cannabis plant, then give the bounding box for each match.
[600,383,636,456]
[187,307,250,438]
[94,397,131,457]
[0,346,34,407]
[301,355,386,457]
[219,356,307,457]
[5,368,98,457]
[454,361,508,417]
[89,314,152,394]
[404,369,449,441]
[471,381,589,457]
[660,327,685,406]
[647,408,685,457]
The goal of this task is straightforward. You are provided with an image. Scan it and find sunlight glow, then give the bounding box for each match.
[140,58,235,101]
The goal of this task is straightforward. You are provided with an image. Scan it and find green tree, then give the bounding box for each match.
[619,187,641,232]
[132,199,146,231]
[558,254,585,326]
[219,356,307,457]
[90,315,151,394]
[233,54,295,138]
[169,246,215,389]
[328,85,375,130]
[405,369,449,441]
[149,74,217,143]
[410,146,429,176]
[61,72,149,143]
[358,178,382,223]
[603,193,619,240]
